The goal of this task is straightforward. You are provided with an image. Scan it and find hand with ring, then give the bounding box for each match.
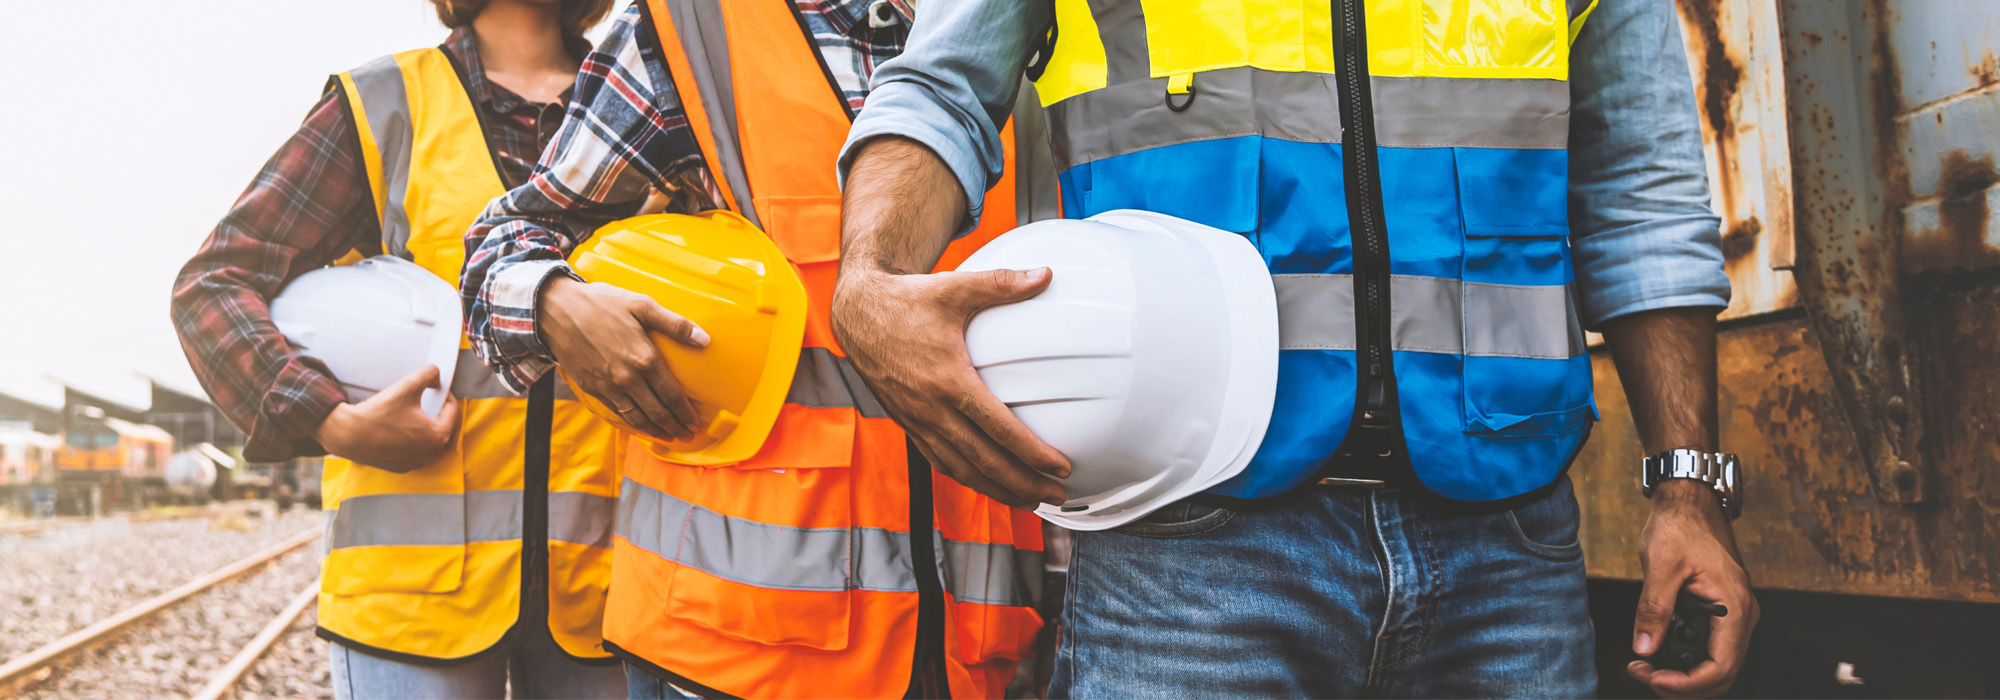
[538,275,710,442]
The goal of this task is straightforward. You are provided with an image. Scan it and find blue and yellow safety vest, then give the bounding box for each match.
[1032,0,1598,501]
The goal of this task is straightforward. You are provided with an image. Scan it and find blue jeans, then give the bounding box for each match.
[329,633,627,699]
[1049,476,1595,698]
[626,665,702,699]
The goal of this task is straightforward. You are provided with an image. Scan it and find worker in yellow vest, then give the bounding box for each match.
[458,2,1054,697]
[170,1,627,697]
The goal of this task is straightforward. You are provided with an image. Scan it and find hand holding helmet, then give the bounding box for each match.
[540,275,710,442]
[312,364,461,472]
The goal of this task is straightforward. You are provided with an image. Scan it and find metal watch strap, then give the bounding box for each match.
[1643,449,1742,520]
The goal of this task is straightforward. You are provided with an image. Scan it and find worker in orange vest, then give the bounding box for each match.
[458,1,1052,698]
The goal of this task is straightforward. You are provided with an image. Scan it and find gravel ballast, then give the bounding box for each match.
[1,504,332,698]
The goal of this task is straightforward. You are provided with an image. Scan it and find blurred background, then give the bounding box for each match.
[0,5,610,697]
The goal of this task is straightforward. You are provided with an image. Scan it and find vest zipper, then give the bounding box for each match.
[904,441,950,699]
[522,377,554,645]
[1332,0,1400,453]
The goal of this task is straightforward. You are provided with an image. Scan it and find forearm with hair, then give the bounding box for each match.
[839,136,968,276]
[1603,307,1720,455]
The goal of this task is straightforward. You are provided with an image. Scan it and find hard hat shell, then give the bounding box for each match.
[567,211,809,466]
[270,255,462,418]
[956,210,1279,530]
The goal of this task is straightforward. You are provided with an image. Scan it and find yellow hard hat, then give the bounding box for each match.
[566,211,808,465]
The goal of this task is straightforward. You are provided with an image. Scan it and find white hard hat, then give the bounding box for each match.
[957,209,1279,530]
[270,255,461,418]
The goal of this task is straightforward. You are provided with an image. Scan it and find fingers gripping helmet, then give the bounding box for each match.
[269,255,462,418]
[566,211,809,466]
[956,210,1280,530]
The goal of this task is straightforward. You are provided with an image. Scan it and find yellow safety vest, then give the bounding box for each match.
[317,47,623,664]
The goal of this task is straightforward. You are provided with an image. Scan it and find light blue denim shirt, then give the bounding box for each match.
[839,0,1731,327]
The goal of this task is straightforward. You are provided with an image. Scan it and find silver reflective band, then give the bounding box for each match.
[1044,68,1570,172]
[1274,274,1582,359]
[616,478,1040,607]
[451,349,579,401]
[663,0,760,228]
[786,347,888,418]
[345,55,415,259]
[325,489,616,549]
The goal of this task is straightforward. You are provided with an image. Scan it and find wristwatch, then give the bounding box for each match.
[1642,449,1742,520]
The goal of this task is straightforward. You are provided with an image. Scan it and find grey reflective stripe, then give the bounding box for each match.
[617,478,1039,607]
[548,491,618,548]
[450,349,579,401]
[326,489,615,550]
[663,0,759,228]
[1086,0,1150,86]
[940,538,1044,607]
[1013,80,1065,226]
[464,489,525,542]
[1044,68,1570,172]
[786,347,888,418]
[1274,274,1581,359]
[345,55,416,259]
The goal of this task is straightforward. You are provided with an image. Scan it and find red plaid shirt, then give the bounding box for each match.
[171,28,580,461]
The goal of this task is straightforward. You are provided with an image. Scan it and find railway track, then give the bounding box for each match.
[0,526,322,698]
[0,505,226,538]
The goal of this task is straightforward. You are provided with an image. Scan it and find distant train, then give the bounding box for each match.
[0,422,58,488]
[52,410,189,509]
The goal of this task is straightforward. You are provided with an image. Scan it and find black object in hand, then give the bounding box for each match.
[1647,591,1728,672]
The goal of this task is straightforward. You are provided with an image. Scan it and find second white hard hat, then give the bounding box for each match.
[270,255,462,418]
[956,209,1279,530]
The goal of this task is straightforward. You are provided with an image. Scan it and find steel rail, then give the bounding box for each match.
[188,580,319,700]
[0,526,321,690]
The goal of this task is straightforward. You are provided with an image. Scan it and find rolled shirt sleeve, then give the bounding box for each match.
[461,5,706,392]
[838,0,1046,235]
[1567,0,1733,327]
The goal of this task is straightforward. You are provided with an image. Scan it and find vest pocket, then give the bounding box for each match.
[319,456,468,595]
[653,460,857,651]
[722,403,858,470]
[757,196,843,264]
[664,563,856,651]
[1453,147,1591,437]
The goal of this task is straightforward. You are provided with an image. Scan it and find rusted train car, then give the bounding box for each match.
[1578,0,2000,695]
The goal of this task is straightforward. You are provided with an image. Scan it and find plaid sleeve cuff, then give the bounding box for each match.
[477,258,579,391]
[243,358,346,462]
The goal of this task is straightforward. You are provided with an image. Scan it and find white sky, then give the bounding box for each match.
[0,1,610,402]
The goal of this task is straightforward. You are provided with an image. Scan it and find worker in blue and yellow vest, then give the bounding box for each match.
[171,1,626,697]
[832,0,1759,698]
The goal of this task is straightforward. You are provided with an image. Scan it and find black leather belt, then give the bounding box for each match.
[1310,421,1416,488]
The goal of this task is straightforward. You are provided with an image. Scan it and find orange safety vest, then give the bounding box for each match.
[601,1,1047,698]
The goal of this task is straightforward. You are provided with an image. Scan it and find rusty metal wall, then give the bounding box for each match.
[1575,0,2000,602]
[1675,0,1800,319]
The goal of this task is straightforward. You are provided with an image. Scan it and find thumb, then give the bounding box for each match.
[431,393,463,432]
[1633,569,1681,657]
[634,301,710,349]
[380,364,443,401]
[950,267,1052,310]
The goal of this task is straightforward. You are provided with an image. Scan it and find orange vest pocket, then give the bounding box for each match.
[757,196,844,264]
[726,404,857,470]
[665,563,855,651]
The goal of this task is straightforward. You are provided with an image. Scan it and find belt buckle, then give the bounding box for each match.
[1316,477,1388,488]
